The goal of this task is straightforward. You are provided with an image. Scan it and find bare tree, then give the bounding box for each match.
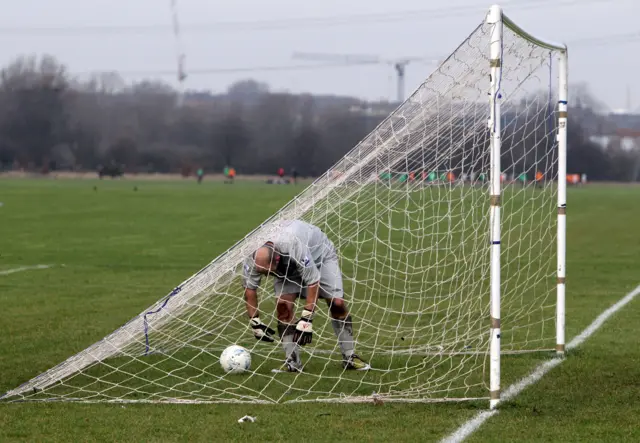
[0,53,635,181]
[0,55,70,169]
[212,105,250,171]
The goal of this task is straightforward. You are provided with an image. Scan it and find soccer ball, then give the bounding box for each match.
[220,345,251,374]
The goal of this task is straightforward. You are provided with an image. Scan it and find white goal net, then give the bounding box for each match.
[2,6,567,406]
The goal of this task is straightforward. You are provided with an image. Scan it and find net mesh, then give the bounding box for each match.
[2,18,562,404]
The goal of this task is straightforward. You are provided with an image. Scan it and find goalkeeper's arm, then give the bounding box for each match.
[244,287,259,319]
[244,287,276,342]
[293,281,319,345]
[303,282,320,313]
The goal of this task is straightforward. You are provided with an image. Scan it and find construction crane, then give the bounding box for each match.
[292,52,440,103]
[170,0,187,107]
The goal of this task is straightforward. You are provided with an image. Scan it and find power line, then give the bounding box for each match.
[569,31,640,47]
[79,33,640,78]
[76,61,384,78]
[170,0,186,106]
[0,0,625,36]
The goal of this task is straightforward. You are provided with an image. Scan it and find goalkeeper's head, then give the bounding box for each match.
[254,242,280,275]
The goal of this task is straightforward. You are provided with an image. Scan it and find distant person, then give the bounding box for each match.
[277,167,285,183]
[224,166,236,184]
[446,171,456,183]
[291,168,299,185]
[197,168,204,184]
[223,166,230,184]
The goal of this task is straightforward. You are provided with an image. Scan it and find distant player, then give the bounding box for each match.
[242,220,370,373]
[223,166,236,184]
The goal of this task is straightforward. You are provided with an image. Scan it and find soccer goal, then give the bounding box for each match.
[2,5,567,408]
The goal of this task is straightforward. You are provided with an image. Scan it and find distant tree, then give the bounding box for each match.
[213,107,250,169]
[245,93,298,174]
[107,136,138,170]
[68,123,101,170]
[227,79,269,106]
[0,54,632,182]
[126,80,177,145]
[566,121,612,180]
[80,71,126,94]
[0,55,70,168]
[171,106,211,148]
[571,82,608,113]
[289,124,322,176]
[316,110,372,173]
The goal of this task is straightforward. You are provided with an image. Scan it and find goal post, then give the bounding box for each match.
[556,51,568,356]
[486,4,568,408]
[2,5,568,408]
[487,5,503,410]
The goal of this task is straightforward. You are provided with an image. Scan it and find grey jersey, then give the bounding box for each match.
[242,220,336,290]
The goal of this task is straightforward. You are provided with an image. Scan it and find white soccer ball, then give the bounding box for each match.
[220,345,251,374]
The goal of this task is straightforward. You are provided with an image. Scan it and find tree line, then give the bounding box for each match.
[0,54,637,181]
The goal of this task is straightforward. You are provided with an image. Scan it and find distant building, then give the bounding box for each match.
[608,109,640,131]
[589,110,640,152]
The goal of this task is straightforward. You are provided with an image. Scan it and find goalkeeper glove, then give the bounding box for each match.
[250,317,276,343]
[293,309,314,346]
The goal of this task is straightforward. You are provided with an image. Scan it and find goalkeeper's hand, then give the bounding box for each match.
[293,309,314,346]
[250,317,276,342]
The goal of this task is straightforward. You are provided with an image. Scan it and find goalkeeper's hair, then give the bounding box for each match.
[264,242,278,263]
[253,241,278,267]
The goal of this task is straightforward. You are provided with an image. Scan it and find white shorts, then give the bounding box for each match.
[273,257,344,300]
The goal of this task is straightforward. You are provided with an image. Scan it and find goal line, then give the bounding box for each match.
[442,283,640,443]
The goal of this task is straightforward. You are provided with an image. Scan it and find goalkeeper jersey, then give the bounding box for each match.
[242,220,336,290]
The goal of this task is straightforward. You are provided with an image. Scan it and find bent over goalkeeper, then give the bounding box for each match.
[242,220,370,373]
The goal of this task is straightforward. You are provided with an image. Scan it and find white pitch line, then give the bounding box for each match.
[0,265,53,276]
[442,283,640,443]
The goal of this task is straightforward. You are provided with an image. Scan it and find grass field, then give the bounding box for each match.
[1,178,639,442]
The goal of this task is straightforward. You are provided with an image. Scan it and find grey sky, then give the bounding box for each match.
[0,0,638,110]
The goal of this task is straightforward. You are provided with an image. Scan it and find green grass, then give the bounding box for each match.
[0,178,639,442]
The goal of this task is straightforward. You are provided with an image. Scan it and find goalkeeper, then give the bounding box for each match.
[242,220,370,373]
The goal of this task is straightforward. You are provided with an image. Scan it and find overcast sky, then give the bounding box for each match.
[0,0,638,110]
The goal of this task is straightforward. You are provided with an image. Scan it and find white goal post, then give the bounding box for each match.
[486,5,568,408]
[2,5,567,409]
